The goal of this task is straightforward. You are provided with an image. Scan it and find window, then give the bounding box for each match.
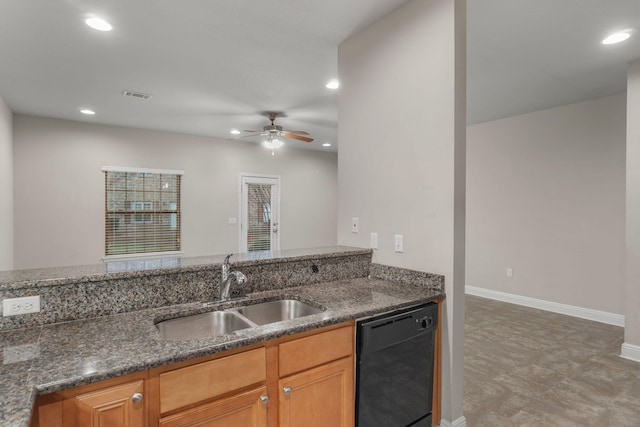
[104,167,183,257]
[131,201,153,224]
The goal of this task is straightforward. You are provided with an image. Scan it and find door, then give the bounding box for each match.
[240,175,280,252]
[75,380,145,427]
[279,357,354,427]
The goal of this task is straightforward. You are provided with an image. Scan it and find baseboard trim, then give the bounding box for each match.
[465,286,624,327]
[621,343,640,363]
[439,416,467,427]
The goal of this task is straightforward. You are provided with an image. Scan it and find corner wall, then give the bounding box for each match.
[624,60,640,359]
[338,0,466,424]
[467,94,626,316]
[0,97,13,271]
[12,115,338,269]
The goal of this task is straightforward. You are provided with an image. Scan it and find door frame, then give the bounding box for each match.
[239,173,281,253]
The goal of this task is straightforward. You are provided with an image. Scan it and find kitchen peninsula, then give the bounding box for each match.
[0,246,444,426]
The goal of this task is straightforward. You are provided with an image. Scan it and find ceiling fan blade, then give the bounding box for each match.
[283,130,310,135]
[282,132,313,143]
[243,130,262,133]
[238,132,267,138]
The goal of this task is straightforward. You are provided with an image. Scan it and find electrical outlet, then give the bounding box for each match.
[3,296,40,317]
[394,234,404,253]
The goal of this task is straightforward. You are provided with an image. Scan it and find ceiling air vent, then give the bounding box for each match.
[121,90,152,100]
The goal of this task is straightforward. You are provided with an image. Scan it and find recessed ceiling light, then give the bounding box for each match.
[326,79,340,90]
[80,108,96,115]
[85,16,112,32]
[322,143,332,147]
[602,30,633,45]
[230,129,241,135]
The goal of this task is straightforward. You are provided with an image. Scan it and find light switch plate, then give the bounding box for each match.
[394,234,404,253]
[370,232,378,249]
[352,217,359,233]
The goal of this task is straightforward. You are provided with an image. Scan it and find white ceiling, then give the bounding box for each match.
[0,0,638,151]
[468,0,640,124]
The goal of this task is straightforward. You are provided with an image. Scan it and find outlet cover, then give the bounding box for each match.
[2,296,41,317]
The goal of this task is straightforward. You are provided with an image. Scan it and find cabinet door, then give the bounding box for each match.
[159,386,268,427]
[279,357,354,427]
[75,380,144,427]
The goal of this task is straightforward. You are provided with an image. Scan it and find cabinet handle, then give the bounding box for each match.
[260,395,269,404]
[283,387,291,396]
[131,392,143,404]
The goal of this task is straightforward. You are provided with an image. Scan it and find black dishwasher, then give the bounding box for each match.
[356,302,438,427]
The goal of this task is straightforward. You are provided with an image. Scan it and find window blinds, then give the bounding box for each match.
[246,183,276,251]
[104,169,182,256]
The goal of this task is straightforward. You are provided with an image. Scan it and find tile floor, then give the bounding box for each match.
[464,295,640,426]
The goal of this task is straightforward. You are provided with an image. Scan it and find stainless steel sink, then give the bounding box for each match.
[156,311,253,341]
[156,299,325,340]
[234,299,323,325]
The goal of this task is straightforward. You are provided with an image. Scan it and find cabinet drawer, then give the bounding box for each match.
[159,386,267,427]
[279,325,353,377]
[160,347,266,414]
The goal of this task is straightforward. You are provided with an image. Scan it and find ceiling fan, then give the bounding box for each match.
[240,112,314,143]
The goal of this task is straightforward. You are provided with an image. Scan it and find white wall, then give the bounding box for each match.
[12,115,337,269]
[338,0,466,424]
[625,60,640,349]
[466,94,626,316]
[0,96,13,271]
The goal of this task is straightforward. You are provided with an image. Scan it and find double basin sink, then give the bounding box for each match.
[156,299,325,341]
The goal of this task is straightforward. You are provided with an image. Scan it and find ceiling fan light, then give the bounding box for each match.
[230,129,241,135]
[263,139,284,149]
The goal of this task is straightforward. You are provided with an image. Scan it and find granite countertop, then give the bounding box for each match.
[0,246,370,289]
[0,276,444,426]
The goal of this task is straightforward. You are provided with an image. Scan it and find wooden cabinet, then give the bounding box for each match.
[75,380,145,427]
[158,348,266,415]
[157,348,267,427]
[278,326,354,427]
[279,357,353,427]
[31,322,358,427]
[30,373,148,427]
[159,386,267,427]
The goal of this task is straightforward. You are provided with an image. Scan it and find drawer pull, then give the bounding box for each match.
[260,395,269,404]
[283,387,292,396]
[131,392,143,404]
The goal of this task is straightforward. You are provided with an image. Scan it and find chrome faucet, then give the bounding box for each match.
[220,253,247,301]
